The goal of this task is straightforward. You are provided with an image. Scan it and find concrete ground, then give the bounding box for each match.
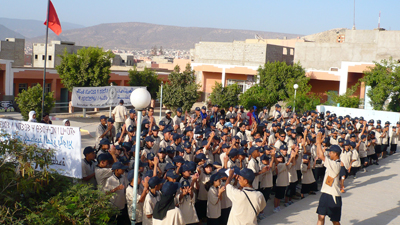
[260,152,400,225]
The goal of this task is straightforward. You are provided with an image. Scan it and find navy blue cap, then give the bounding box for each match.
[176,146,184,153]
[107,118,114,123]
[195,153,207,161]
[152,125,159,131]
[249,146,259,155]
[181,179,191,187]
[159,121,166,126]
[164,163,176,172]
[228,148,239,157]
[123,142,133,149]
[275,151,283,158]
[173,133,182,140]
[183,142,191,149]
[116,132,121,139]
[255,138,263,143]
[148,176,164,188]
[83,146,95,155]
[119,156,130,164]
[166,146,175,154]
[280,145,288,150]
[143,170,153,178]
[166,170,180,179]
[239,168,255,183]
[327,145,341,153]
[158,148,166,153]
[100,115,107,120]
[238,148,248,157]
[112,161,129,170]
[303,154,310,160]
[127,125,135,132]
[129,109,136,114]
[181,163,191,172]
[343,140,350,146]
[377,120,381,124]
[201,106,207,110]
[376,125,382,129]
[260,154,270,161]
[99,138,111,145]
[361,135,367,139]
[139,161,148,168]
[240,140,248,146]
[147,152,156,160]
[338,138,344,143]
[97,153,109,162]
[127,170,135,182]
[221,143,230,149]
[173,155,185,164]
[195,107,200,111]
[115,145,122,150]
[162,182,180,196]
[142,119,149,124]
[350,142,356,148]
[177,107,183,112]
[210,122,216,127]
[145,136,155,142]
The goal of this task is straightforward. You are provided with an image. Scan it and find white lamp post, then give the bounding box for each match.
[159,81,164,121]
[293,84,299,114]
[130,88,151,225]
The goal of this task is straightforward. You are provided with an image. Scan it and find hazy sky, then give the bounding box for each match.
[1,0,398,35]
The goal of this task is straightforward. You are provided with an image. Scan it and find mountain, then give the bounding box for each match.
[25,22,301,50]
[0,24,24,40]
[0,17,84,38]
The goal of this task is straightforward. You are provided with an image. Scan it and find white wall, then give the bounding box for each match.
[316,105,400,125]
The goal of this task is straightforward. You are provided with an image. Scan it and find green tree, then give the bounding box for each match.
[56,47,114,91]
[0,133,118,224]
[208,82,241,109]
[242,61,312,111]
[159,64,201,112]
[326,83,361,108]
[363,58,400,111]
[239,84,275,110]
[128,67,161,99]
[15,84,55,121]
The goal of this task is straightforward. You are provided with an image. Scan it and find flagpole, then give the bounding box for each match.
[41,0,51,120]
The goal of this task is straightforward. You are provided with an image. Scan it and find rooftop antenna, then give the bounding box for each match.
[352,0,356,30]
[378,11,381,29]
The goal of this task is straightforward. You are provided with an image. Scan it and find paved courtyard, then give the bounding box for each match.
[260,152,400,225]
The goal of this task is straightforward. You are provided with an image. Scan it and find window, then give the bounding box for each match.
[35,55,38,59]
[45,83,51,93]
[290,49,294,55]
[42,55,45,60]
[283,48,287,55]
[18,83,28,93]
[48,55,52,60]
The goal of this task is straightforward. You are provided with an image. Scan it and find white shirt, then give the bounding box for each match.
[152,207,185,225]
[321,158,341,198]
[126,185,144,223]
[260,163,274,188]
[143,191,161,225]
[226,185,266,225]
[301,163,316,184]
[207,186,221,219]
[81,159,97,186]
[248,158,260,189]
[95,166,113,190]
[103,174,128,210]
[178,193,199,224]
[276,163,289,187]
[112,105,128,123]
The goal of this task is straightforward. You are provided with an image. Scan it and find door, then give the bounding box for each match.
[60,88,69,112]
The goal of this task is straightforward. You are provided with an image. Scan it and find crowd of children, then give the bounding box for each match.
[81,104,399,224]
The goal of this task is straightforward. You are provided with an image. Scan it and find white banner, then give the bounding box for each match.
[71,86,146,108]
[0,119,82,178]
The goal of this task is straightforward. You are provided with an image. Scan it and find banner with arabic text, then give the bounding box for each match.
[0,119,82,178]
[71,86,146,108]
